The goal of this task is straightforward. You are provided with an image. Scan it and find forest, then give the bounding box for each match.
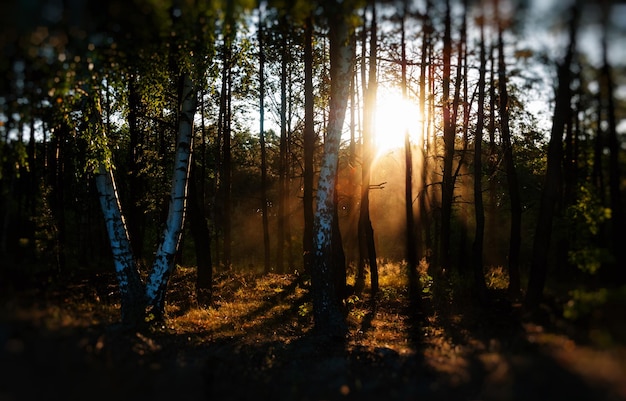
[1,0,625,399]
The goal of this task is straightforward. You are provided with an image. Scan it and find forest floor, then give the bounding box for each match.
[1,264,625,401]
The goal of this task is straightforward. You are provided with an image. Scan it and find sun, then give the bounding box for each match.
[373,90,421,155]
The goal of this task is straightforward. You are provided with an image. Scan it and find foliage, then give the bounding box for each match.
[564,183,613,274]
[484,266,509,290]
[563,288,610,321]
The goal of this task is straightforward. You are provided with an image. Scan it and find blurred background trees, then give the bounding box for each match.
[1,0,625,326]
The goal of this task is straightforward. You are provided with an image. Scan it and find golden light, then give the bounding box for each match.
[373,89,421,155]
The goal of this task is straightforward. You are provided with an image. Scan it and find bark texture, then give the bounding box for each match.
[311,2,354,337]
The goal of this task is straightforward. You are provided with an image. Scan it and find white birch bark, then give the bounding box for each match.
[311,8,354,335]
[145,74,197,312]
[90,94,144,323]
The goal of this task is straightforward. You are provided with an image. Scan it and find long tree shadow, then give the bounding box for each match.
[3,270,622,401]
[422,281,621,401]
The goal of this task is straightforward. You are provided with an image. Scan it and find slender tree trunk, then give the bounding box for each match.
[453,0,469,273]
[487,43,498,266]
[277,21,288,274]
[188,163,212,305]
[440,0,454,271]
[222,53,233,270]
[418,2,432,263]
[311,1,354,337]
[215,57,227,268]
[90,93,145,324]
[355,9,368,295]
[400,4,419,302]
[428,35,439,271]
[145,74,197,317]
[359,0,379,296]
[473,14,488,300]
[333,173,347,299]
[258,6,271,274]
[303,13,315,276]
[601,17,625,280]
[286,69,295,271]
[95,165,145,323]
[496,5,522,298]
[526,5,579,309]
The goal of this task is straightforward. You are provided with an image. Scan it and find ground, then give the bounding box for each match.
[1,265,625,401]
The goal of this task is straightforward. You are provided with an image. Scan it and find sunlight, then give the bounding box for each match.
[373,89,421,155]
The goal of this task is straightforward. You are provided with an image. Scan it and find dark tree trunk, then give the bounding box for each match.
[358,0,379,296]
[497,5,522,298]
[355,8,368,295]
[277,19,288,274]
[601,19,625,281]
[487,43,498,266]
[222,45,233,270]
[258,7,271,274]
[526,5,579,310]
[303,13,315,276]
[400,4,419,302]
[440,0,454,271]
[188,164,212,305]
[333,176,347,300]
[420,3,434,265]
[472,13,488,300]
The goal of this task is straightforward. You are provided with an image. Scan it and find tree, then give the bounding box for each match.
[440,0,455,271]
[526,3,580,310]
[356,0,379,296]
[472,9,488,299]
[600,5,625,281]
[277,14,290,274]
[399,1,420,302]
[302,10,316,276]
[258,3,272,274]
[311,0,355,337]
[496,0,522,297]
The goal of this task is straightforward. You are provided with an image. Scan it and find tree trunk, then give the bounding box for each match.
[277,19,289,274]
[358,0,379,296]
[223,63,232,270]
[333,176,347,299]
[303,12,315,276]
[487,43,498,266]
[601,16,625,281]
[311,1,354,337]
[258,6,271,274]
[472,14,488,300]
[188,163,212,305]
[90,92,144,324]
[497,5,522,298]
[526,5,579,310]
[145,73,197,318]
[355,9,368,295]
[400,3,419,302]
[440,0,454,271]
[418,2,432,263]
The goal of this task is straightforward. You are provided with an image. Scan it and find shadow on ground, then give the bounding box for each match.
[1,270,625,401]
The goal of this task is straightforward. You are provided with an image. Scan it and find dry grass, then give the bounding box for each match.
[2,262,626,401]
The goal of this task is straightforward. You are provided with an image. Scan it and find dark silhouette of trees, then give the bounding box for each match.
[1,0,625,330]
[526,4,580,310]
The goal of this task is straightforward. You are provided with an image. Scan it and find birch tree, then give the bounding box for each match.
[88,2,216,325]
[311,0,355,337]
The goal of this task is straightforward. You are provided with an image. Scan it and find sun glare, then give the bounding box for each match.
[373,90,421,155]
